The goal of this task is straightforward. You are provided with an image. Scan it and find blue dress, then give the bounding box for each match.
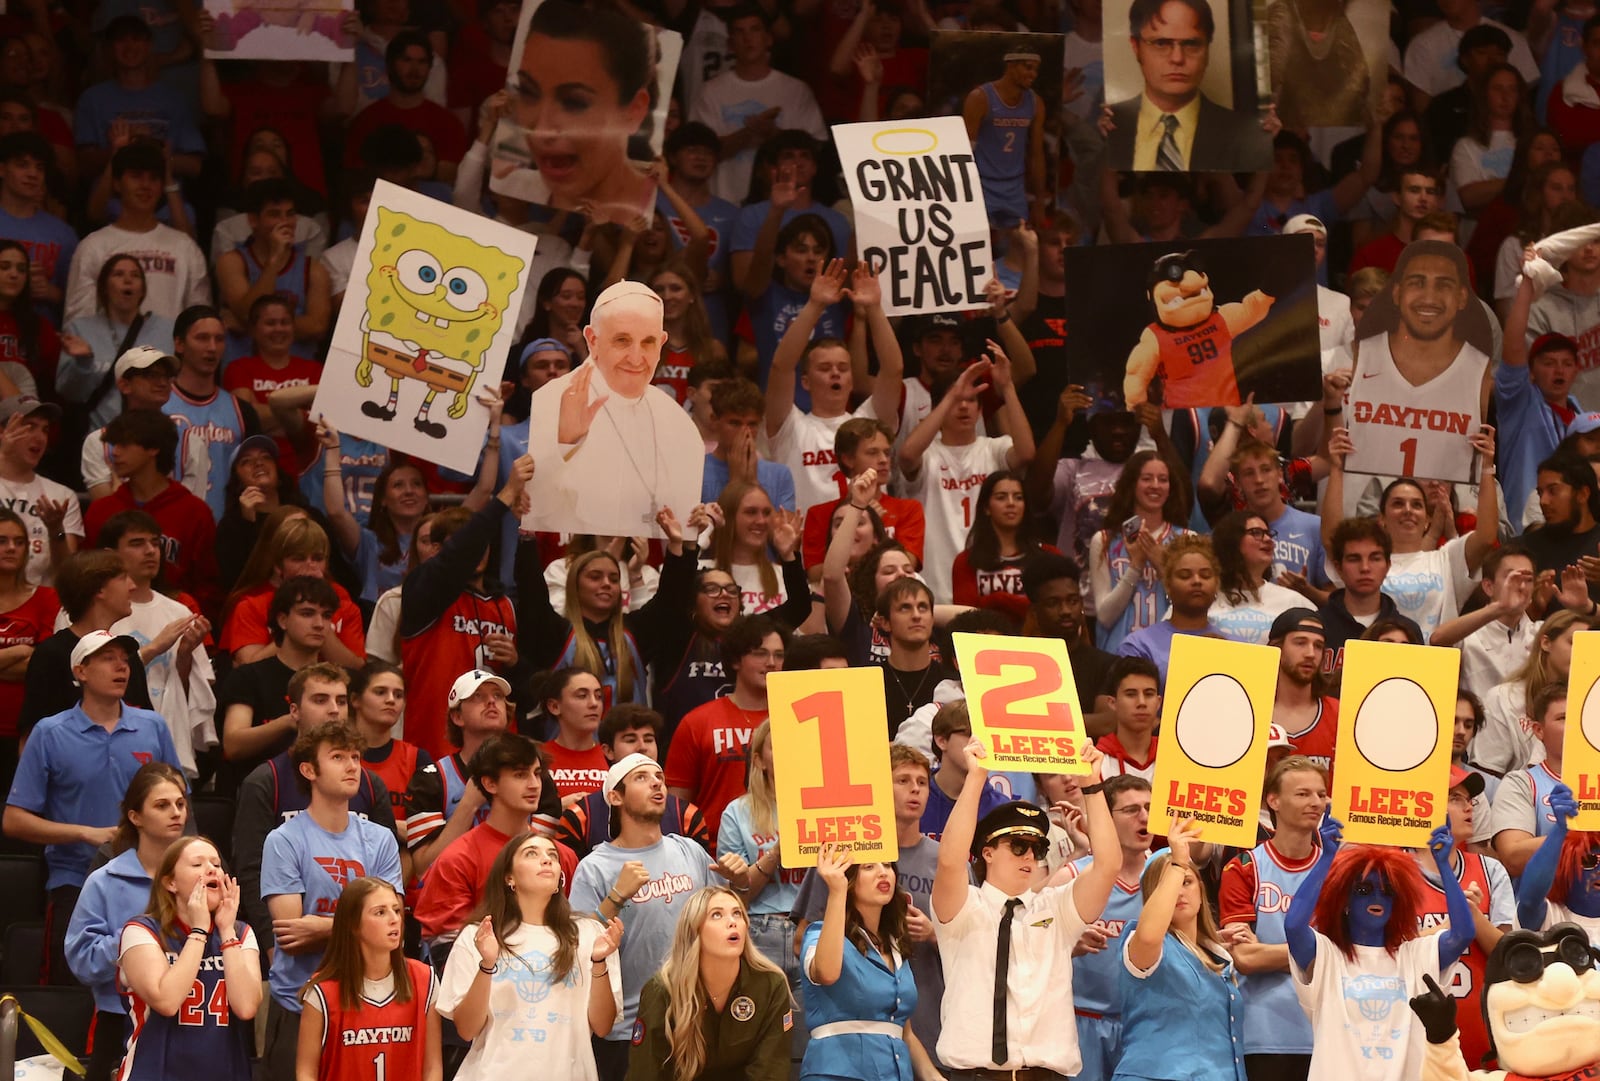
[1113,922,1246,1081]
[799,921,917,1081]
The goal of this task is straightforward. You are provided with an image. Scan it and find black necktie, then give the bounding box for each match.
[992,897,1022,1065]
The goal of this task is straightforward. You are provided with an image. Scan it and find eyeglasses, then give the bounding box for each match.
[1000,837,1049,859]
[698,582,740,597]
[1243,527,1277,540]
[1501,932,1598,983]
[1139,36,1207,56]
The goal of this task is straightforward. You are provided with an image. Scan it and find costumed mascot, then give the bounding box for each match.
[1409,921,1600,1081]
[1122,250,1275,410]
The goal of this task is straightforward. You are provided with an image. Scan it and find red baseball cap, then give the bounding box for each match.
[1448,764,1485,800]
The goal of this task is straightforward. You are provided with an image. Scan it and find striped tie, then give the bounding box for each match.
[1157,113,1183,172]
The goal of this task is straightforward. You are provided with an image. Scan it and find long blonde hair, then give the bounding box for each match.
[1516,609,1592,703]
[740,720,777,836]
[657,887,787,1081]
[1140,853,1225,973]
[562,550,635,701]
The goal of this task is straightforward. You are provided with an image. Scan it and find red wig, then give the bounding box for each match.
[1548,831,1600,903]
[1311,845,1427,960]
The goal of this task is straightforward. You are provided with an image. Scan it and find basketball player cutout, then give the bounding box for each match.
[962,49,1047,228]
[1123,250,1274,410]
[1341,239,1493,483]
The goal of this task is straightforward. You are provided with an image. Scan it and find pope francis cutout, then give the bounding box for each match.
[524,280,705,537]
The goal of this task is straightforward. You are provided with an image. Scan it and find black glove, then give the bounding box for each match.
[1408,974,1459,1045]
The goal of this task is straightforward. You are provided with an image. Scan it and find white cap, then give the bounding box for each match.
[113,345,177,381]
[1282,214,1327,238]
[69,630,138,681]
[606,752,659,791]
[591,279,662,314]
[447,669,511,708]
[1265,724,1292,750]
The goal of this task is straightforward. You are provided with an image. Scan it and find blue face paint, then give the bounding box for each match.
[1569,848,1600,919]
[1347,870,1394,947]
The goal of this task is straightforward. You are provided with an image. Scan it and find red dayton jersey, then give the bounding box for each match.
[306,958,435,1081]
[1151,312,1239,409]
[401,590,516,760]
[1416,852,1495,1069]
[1281,697,1339,790]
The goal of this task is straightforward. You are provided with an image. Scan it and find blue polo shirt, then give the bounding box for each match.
[7,703,181,890]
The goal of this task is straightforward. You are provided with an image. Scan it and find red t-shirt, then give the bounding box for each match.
[1348,232,1406,276]
[0,585,58,736]
[344,97,469,169]
[219,580,365,658]
[222,354,321,468]
[663,696,766,848]
[543,741,610,799]
[446,28,507,113]
[414,821,576,939]
[801,492,926,567]
[222,78,331,194]
[85,480,221,623]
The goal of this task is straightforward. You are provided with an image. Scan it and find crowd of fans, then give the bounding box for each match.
[0,0,1597,1080]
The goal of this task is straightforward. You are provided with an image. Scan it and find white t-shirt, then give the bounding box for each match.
[543,556,658,616]
[320,236,358,298]
[1449,130,1517,193]
[1205,581,1306,644]
[438,919,623,1081]
[909,434,1014,603]
[1292,932,1440,1081]
[1402,17,1539,98]
[766,402,878,517]
[1544,901,1600,946]
[64,223,210,324]
[0,471,84,586]
[1325,536,1476,643]
[699,557,789,616]
[690,68,827,203]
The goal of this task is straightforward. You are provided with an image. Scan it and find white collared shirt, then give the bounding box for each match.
[932,878,1089,1073]
[1458,614,1540,702]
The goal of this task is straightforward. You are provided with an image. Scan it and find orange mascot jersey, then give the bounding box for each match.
[1151,311,1240,409]
[307,957,435,1081]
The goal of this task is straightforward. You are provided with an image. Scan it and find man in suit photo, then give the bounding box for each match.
[1105,0,1273,172]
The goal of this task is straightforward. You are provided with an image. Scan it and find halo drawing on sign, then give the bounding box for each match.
[1582,681,1600,751]
[1174,673,1256,769]
[1353,677,1438,772]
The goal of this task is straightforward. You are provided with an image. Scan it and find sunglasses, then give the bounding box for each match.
[1000,837,1049,860]
[1502,933,1598,983]
[1154,255,1206,283]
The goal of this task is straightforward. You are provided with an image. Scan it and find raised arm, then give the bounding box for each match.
[898,361,983,480]
[823,471,876,632]
[932,737,991,923]
[1427,823,1476,969]
[1063,746,1121,922]
[1464,426,1498,572]
[988,340,1036,470]
[738,166,801,300]
[849,261,905,431]
[1026,386,1090,510]
[766,259,846,438]
[1286,816,1342,971]
[1320,427,1352,553]
[805,845,854,985]
[1516,782,1574,930]
[1126,819,1202,970]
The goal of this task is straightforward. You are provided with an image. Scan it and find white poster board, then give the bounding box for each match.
[833,117,993,316]
[203,0,355,61]
[312,181,537,475]
[487,0,683,225]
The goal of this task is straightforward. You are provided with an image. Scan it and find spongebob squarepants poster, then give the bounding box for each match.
[1059,234,1322,410]
[313,181,536,474]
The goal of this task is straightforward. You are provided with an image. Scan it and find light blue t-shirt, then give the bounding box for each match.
[1117,621,1226,686]
[568,835,716,1040]
[1267,503,1329,586]
[259,811,403,1010]
[717,798,802,916]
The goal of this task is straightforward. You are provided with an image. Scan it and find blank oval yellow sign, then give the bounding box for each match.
[871,127,940,156]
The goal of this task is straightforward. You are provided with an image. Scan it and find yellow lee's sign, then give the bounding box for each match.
[1150,636,1279,847]
[767,667,899,868]
[952,632,1090,775]
[1331,639,1459,846]
[1563,632,1600,830]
